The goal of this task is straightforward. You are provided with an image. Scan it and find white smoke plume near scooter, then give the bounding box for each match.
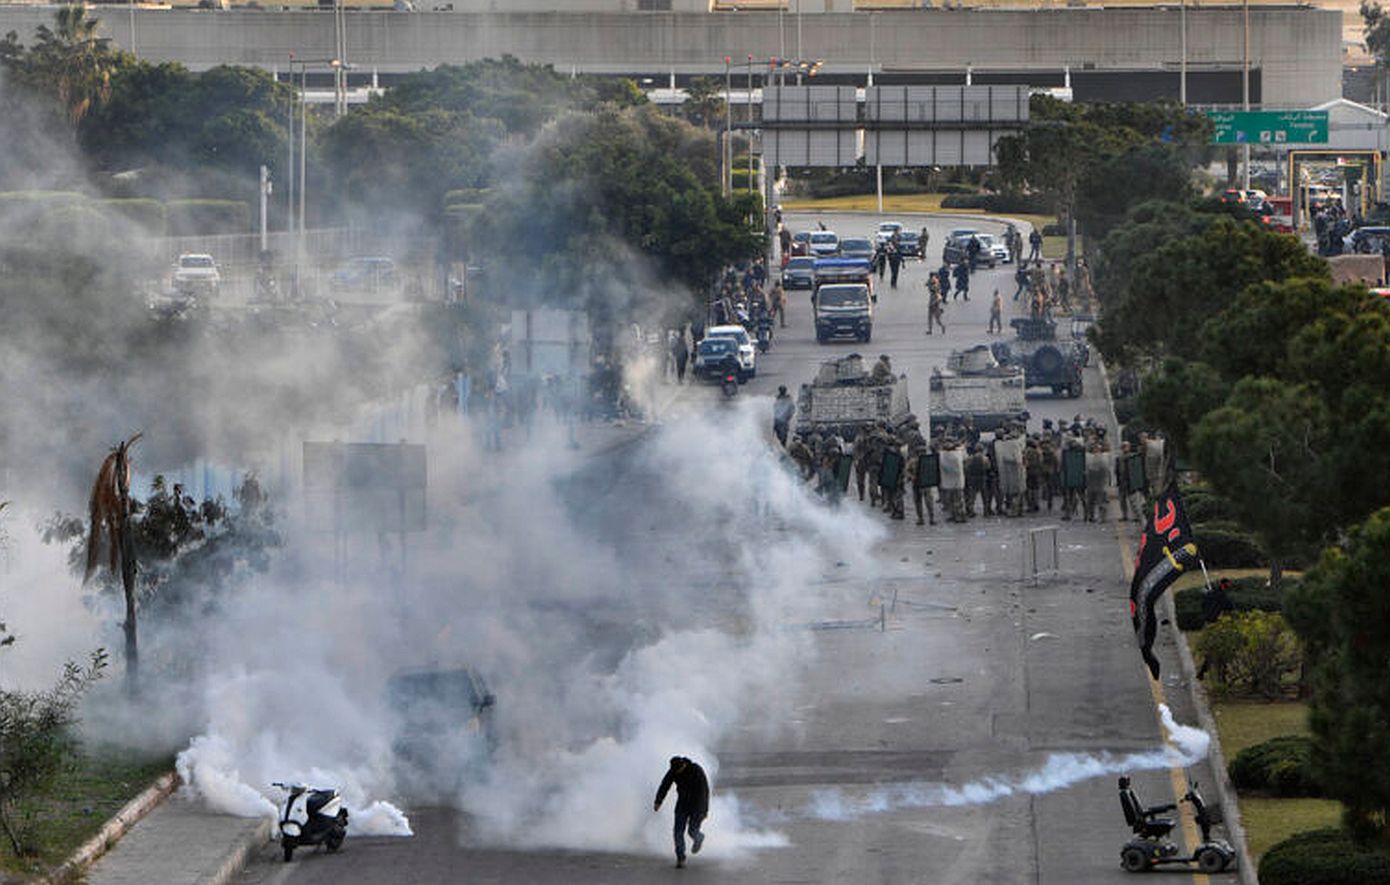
[804,704,1209,822]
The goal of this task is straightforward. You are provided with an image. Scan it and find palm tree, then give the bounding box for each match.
[84,434,141,695]
[31,4,116,126]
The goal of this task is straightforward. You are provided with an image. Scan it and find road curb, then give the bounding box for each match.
[1097,353,1259,884]
[41,771,180,885]
[204,817,274,885]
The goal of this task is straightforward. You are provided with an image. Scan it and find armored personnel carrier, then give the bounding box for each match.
[991,317,1086,398]
[794,354,912,437]
[928,345,1028,433]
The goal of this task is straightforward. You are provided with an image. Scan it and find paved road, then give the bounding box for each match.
[235,212,1231,884]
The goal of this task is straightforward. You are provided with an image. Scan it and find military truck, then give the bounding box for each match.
[795,354,912,436]
[990,317,1086,398]
[927,345,1028,433]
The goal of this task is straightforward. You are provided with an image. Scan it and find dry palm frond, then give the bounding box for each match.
[83,434,141,584]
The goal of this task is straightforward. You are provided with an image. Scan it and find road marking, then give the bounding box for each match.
[1116,527,1210,885]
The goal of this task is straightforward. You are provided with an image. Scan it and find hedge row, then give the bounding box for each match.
[0,192,247,236]
[939,192,1051,214]
[165,199,249,236]
[1182,487,1240,524]
[1260,829,1390,885]
[1228,735,1322,797]
[1191,521,1267,570]
[1174,575,1288,631]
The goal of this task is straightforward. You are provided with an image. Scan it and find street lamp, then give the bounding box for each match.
[724,56,732,197]
[286,55,342,294]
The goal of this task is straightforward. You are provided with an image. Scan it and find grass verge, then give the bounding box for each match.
[1239,797,1344,859]
[0,744,173,878]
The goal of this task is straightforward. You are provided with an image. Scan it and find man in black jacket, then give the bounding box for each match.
[653,756,710,868]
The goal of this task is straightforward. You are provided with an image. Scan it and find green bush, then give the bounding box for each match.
[938,192,1051,214]
[28,204,113,246]
[1194,610,1301,698]
[1113,396,1140,426]
[1041,222,1065,236]
[932,182,979,195]
[1182,487,1239,524]
[96,198,167,236]
[165,199,249,236]
[1229,735,1321,797]
[0,190,87,209]
[1192,521,1267,569]
[1260,828,1390,885]
[1174,575,1288,630]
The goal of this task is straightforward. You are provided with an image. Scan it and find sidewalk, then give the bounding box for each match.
[82,797,270,885]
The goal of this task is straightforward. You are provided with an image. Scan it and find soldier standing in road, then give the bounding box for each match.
[888,240,903,289]
[953,261,971,301]
[937,264,952,300]
[1039,433,1059,513]
[905,429,937,526]
[772,385,795,447]
[988,290,1003,334]
[1028,228,1043,262]
[1084,441,1113,523]
[1013,262,1030,302]
[919,227,930,258]
[963,444,987,518]
[654,756,710,869]
[966,235,982,273]
[1023,437,1043,513]
[852,425,872,502]
[928,288,946,335]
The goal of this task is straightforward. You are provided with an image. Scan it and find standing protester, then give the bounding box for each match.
[952,261,971,301]
[773,385,795,447]
[654,756,710,869]
[1027,228,1043,262]
[919,227,930,259]
[1013,262,1030,302]
[669,329,689,385]
[988,289,1003,334]
[937,264,951,301]
[770,282,787,329]
[779,226,792,265]
[966,235,982,273]
[887,240,903,289]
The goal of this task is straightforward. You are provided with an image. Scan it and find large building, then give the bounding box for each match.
[0,3,1344,107]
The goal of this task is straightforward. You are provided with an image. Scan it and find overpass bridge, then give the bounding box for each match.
[0,4,1343,107]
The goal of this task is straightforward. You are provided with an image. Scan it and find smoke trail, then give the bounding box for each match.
[804,704,1207,822]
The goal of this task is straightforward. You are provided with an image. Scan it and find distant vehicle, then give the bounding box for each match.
[387,667,495,795]
[875,221,904,244]
[791,231,812,256]
[813,282,873,343]
[333,256,398,292]
[1260,195,1294,233]
[897,230,922,258]
[703,324,757,379]
[809,231,841,257]
[928,345,1027,433]
[172,253,220,296]
[974,233,1009,266]
[991,316,1087,398]
[795,354,911,437]
[692,337,741,382]
[942,229,981,265]
[1345,226,1390,254]
[1219,188,1246,204]
[782,255,817,290]
[839,237,875,262]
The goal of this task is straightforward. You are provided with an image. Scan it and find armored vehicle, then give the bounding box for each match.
[991,317,1086,398]
[795,354,911,436]
[927,345,1028,433]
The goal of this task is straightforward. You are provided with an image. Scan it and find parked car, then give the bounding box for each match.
[875,221,904,245]
[333,256,398,292]
[941,229,980,265]
[782,255,817,290]
[703,324,757,379]
[897,230,922,258]
[1345,226,1390,254]
[172,253,220,296]
[974,233,1010,266]
[808,231,840,257]
[839,237,875,262]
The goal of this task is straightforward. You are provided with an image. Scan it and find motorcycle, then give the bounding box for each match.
[719,358,740,398]
[273,782,348,862]
[756,322,772,354]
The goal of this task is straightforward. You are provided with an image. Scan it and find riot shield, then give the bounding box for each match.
[1123,452,1146,493]
[939,448,966,491]
[836,452,854,493]
[879,449,905,490]
[1062,447,1087,491]
[916,452,940,488]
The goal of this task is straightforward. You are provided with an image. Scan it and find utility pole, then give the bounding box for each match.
[747,54,755,194]
[796,0,803,85]
[724,56,733,197]
[286,55,295,245]
[1242,0,1251,191]
[259,164,270,253]
[299,63,308,242]
[1179,0,1187,106]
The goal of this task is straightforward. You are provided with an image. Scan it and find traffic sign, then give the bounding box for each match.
[1206,110,1328,145]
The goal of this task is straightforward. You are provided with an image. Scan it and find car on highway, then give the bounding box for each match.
[1344,226,1390,254]
[875,221,903,244]
[975,233,1010,266]
[897,230,922,258]
[703,324,757,379]
[808,230,840,257]
[782,255,817,290]
[839,237,875,262]
[172,253,220,296]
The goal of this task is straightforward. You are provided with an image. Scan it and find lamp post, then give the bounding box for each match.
[747,54,755,194]
[796,0,803,85]
[1179,0,1187,106]
[287,56,342,293]
[724,56,732,197]
[1242,0,1251,191]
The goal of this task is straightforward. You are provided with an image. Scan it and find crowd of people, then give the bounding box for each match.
[774,400,1159,528]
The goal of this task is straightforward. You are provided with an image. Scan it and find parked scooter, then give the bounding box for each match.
[1117,776,1235,873]
[273,782,349,862]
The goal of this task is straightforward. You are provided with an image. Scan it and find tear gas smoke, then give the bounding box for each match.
[804,704,1209,823]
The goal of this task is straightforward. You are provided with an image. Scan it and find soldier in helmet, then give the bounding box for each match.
[964,443,987,519]
[852,425,873,501]
[1023,437,1043,513]
[787,435,816,481]
[865,422,889,507]
[904,426,937,526]
[1039,432,1059,513]
[870,354,894,385]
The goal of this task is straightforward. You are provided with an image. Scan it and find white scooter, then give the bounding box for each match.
[273,782,349,862]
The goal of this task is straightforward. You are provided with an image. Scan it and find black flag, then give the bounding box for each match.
[1129,485,1200,679]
